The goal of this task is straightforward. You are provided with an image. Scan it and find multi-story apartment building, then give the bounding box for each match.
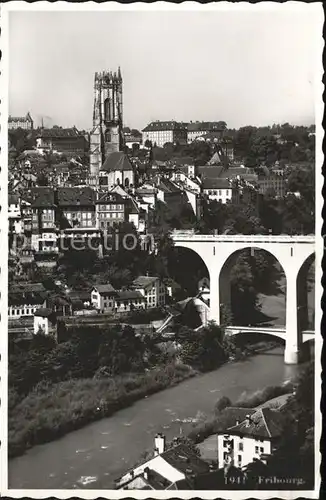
[8,112,33,130]
[96,192,126,229]
[142,121,187,148]
[57,187,96,228]
[133,276,166,308]
[31,188,58,252]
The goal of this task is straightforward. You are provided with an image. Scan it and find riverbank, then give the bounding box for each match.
[7,339,290,460]
[9,347,302,489]
[187,380,295,446]
[8,362,196,459]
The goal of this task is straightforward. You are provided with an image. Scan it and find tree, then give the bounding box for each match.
[36,171,48,186]
[144,139,152,149]
[214,396,231,415]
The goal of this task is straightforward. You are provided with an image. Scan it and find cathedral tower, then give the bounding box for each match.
[90,68,123,176]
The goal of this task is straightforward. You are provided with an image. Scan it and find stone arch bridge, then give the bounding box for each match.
[171,231,315,364]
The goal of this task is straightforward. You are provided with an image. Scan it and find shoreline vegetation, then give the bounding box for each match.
[9,338,282,459]
[8,362,196,459]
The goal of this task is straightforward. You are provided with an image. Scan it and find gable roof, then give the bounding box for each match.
[202,178,231,190]
[227,407,284,439]
[96,192,125,204]
[93,284,116,295]
[109,184,132,198]
[101,152,133,173]
[31,187,56,208]
[57,187,95,206]
[197,165,224,179]
[161,443,210,476]
[116,290,145,301]
[215,407,256,432]
[133,276,158,288]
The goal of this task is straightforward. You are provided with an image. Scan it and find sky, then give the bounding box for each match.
[8,6,322,131]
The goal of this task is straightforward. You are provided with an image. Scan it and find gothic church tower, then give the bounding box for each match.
[90,68,123,176]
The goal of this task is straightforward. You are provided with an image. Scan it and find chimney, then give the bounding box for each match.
[143,467,149,480]
[245,414,251,427]
[154,433,165,455]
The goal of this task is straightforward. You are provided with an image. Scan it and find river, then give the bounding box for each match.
[8,347,302,490]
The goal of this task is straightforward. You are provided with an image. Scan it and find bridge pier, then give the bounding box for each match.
[208,262,223,324]
[284,269,299,364]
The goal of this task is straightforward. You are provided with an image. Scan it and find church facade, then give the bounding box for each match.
[89,68,123,177]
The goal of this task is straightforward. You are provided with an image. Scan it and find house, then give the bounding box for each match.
[116,434,210,490]
[115,290,147,313]
[46,294,73,317]
[8,194,22,233]
[20,199,32,234]
[133,276,166,308]
[95,192,126,230]
[216,407,285,470]
[57,187,96,229]
[142,121,187,148]
[34,308,57,335]
[201,178,233,203]
[91,284,117,313]
[8,283,47,318]
[31,187,58,252]
[99,151,135,189]
[126,198,146,233]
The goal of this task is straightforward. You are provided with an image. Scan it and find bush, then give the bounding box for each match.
[233,384,294,409]
[214,396,232,415]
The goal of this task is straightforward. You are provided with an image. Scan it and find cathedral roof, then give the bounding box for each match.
[101,152,133,173]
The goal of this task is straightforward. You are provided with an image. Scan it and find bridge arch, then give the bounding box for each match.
[167,245,210,301]
[172,234,315,364]
[297,252,315,332]
[219,247,286,328]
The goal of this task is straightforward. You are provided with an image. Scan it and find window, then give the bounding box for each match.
[239,442,243,451]
[260,447,264,453]
[219,190,222,196]
[223,452,229,461]
[238,455,242,465]
[255,446,259,453]
[223,440,229,448]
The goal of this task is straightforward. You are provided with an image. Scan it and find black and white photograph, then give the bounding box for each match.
[0,2,323,497]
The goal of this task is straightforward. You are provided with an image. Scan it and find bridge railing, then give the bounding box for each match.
[171,231,315,244]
